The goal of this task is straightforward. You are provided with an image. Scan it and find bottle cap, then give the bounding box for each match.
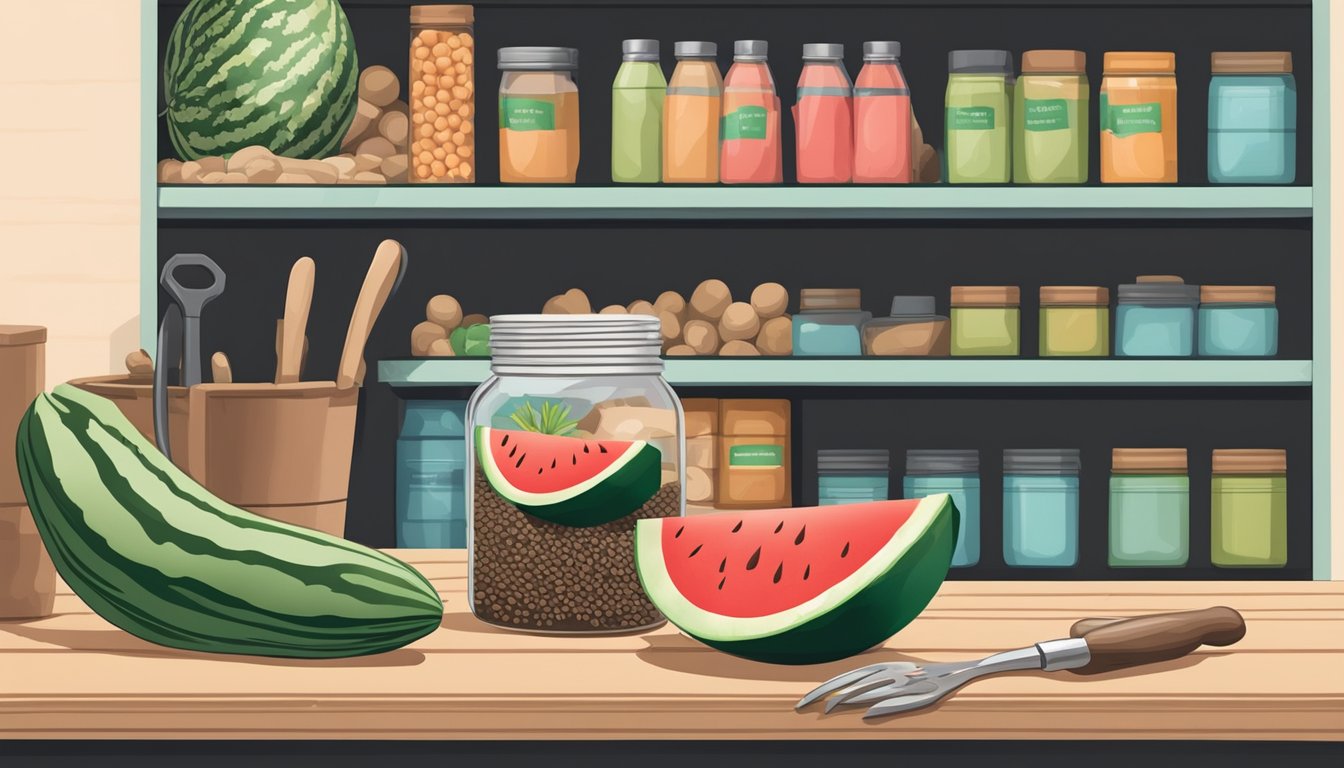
[863,41,901,60]
[949,50,1013,75]
[675,41,717,59]
[889,296,936,317]
[803,43,845,61]
[734,40,768,60]
[622,39,660,62]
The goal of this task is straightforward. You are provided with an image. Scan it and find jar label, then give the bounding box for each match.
[729,444,784,467]
[1105,102,1162,138]
[722,105,769,140]
[1024,98,1070,132]
[500,98,556,131]
[947,106,995,131]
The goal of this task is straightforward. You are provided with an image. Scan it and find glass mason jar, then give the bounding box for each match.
[409,5,476,183]
[466,315,685,634]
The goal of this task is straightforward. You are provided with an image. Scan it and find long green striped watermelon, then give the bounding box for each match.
[15,385,442,658]
[164,0,358,160]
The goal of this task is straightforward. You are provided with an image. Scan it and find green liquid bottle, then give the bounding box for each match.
[612,39,667,183]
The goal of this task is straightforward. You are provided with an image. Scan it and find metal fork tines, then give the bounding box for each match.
[795,659,979,713]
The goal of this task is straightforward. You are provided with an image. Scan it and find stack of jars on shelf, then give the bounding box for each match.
[814,447,1291,569]
[792,278,1280,358]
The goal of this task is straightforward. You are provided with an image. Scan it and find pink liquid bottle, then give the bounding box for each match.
[720,40,783,184]
[854,41,913,183]
[794,43,853,184]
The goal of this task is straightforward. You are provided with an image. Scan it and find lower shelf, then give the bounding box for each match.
[379,358,1313,388]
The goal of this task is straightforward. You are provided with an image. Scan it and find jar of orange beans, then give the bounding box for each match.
[409,5,475,183]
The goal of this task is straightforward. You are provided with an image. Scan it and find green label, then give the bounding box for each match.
[1024,98,1070,132]
[729,444,784,467]
[1106,101,1162,137]
[721,105,768,140]
[499,98,555,131]
[947,106,995,131]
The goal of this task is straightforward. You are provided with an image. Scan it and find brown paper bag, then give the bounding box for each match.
[0,505,56,620]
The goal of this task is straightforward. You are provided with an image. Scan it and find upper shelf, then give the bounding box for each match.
[156,186,1314,221]
[379,358,1313,388]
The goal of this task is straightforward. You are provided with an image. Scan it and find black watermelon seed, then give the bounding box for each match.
[551,458,556,469]
[675,526,684,538]
[731,520,743,533]
[718,557,726,573]
[774,521,783,534]
[804,564,811,580]
[583,444,589,453]
[688,544,702,558]
[599,444,608,454]
[500,433,509,446]
[508,445,518,458]
[794,526,807,545]
[537,467,543,474]
[841,542,850,558]
[515,453,527,469]
[718,577,726,590]
[745,546,761,570]
[572,454,577,465]
[772,563,783,583]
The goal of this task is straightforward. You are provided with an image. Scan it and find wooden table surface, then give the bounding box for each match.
[0,550,1340,741]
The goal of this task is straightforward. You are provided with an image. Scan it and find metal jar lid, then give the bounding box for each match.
[1003,449,1081,475]
[863,41,901,61]
[906,449,979,475]
[734,40,768,60]
[497,46,579,71]
[1117,277,1199,306]
[818,449,890,474]
[622,39,660,62]
[888,296,936,317]
[949,50,1012,75]
[803,43,845,61]
[675,41,717,59]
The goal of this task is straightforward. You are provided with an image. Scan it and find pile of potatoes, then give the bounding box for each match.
[541,281,793,357]
[410,294,490,357]
[157,66,411,185]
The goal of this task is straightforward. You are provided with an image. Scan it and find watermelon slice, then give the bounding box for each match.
[635,496,959,664]
[476,427,661,527]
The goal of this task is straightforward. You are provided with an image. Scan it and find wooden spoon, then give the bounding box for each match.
[276,257,315,384]
[335,239,405,390]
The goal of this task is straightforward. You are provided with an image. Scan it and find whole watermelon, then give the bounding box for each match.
[164,0,358,160]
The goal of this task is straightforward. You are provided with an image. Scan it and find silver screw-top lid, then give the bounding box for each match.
[818,449,891,474]
[498,46,579,71]
[803,43,845,61]
[487,315,664,376]
[734,40,768,60]
[864,41,902,60]
[888,296,936,317]
[675,41,717,59]
[1003,449,1082,475]
[906,449,980,475]
[949,49,1013,75]
[622,39,660,62]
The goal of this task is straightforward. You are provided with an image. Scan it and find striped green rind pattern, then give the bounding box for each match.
[164,0,357,160]
[16,385,442,658]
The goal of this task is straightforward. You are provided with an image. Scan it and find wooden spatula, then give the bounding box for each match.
[335,240,406,390]
[276,257,315,384]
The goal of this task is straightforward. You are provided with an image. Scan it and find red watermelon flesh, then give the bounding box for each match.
[485,428,632,495]
[659,500,919,618]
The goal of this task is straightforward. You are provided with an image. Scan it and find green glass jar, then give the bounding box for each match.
[1013,50,1089,183]
[945,50,1013,183]
[951,286,1020,356]
[1040,286,1109,357]
[1211,449,1287,567]
[1109,448,1189,568]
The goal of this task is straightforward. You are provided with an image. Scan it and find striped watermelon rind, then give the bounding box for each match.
[164,0,358,160]
[16,385,442,658]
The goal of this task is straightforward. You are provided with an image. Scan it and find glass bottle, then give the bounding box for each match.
[795,43,853,183]
[664,42,722,183]
[853,41,912,184]
[720,40,782,184]
[612,39,666,183]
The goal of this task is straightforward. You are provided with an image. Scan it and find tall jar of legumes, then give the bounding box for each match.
[409,5,475,183]
[467,315,685,634]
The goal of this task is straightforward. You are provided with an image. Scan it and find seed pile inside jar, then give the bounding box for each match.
[473,469,679,632]
[410,28,475,182]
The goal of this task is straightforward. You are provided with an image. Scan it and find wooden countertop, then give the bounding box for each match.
[0,550,1340,741]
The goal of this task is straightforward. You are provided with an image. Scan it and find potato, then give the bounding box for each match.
[411,321,448,356]
[225,145,274,173]
[553,288,592,314]
[427,338,456,357]
[627,299,656,316]
[342,98,381,151]
[599,304,628,315]
[718,302,760,342]
[243,157,283,183]
[124,349,153,376]
[356,136,397,159]
[352,171,387,185]
[358,65,401,108]
[219,172,248,184]
[275,172,316,184]
[353,153,384,172]
[180,156,224,182]
[377,110,410,147]
[461,313,488,327]
[665,344,697,357]
[280,158,339,183]
[719,339,761,357]
[682,320,720,355]
[426,294,463,331]
[324,155,358,177]
[659,311,681,343]
[381,154,409,182]
[750,282,789,319]
[157,159,183,183]
[689,279,732,321]
[653,290,687,321]
[542,295,565,314]
[755,316,792,356]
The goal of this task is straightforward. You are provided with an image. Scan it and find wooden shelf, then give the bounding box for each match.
[379,358,1313,388]
[156,186,1314,221]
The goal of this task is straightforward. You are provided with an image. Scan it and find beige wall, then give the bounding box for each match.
[0,1,141,385]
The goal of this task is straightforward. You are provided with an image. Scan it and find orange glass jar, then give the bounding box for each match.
[1101,52,1177,183]
[409,5,475,183]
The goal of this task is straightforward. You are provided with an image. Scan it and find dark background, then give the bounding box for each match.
[154,1,1317,579]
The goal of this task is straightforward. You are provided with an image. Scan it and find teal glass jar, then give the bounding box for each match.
[1002,449,1081,568]
[1109,448,1189,567]
[904,449,980,568]
[1211,449,1287,568]
[817,449,890,506]
[1208,52,1295,184]
[793,288,870,356]
[1198,285,1278,357]
[396,400,469,548]
[1115,276,1199,357]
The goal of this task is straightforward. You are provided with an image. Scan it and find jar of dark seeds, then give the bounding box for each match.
[467,315,685,634]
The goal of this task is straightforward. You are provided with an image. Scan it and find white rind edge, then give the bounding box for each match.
[635,494,953,642]
[477,426,649,506]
